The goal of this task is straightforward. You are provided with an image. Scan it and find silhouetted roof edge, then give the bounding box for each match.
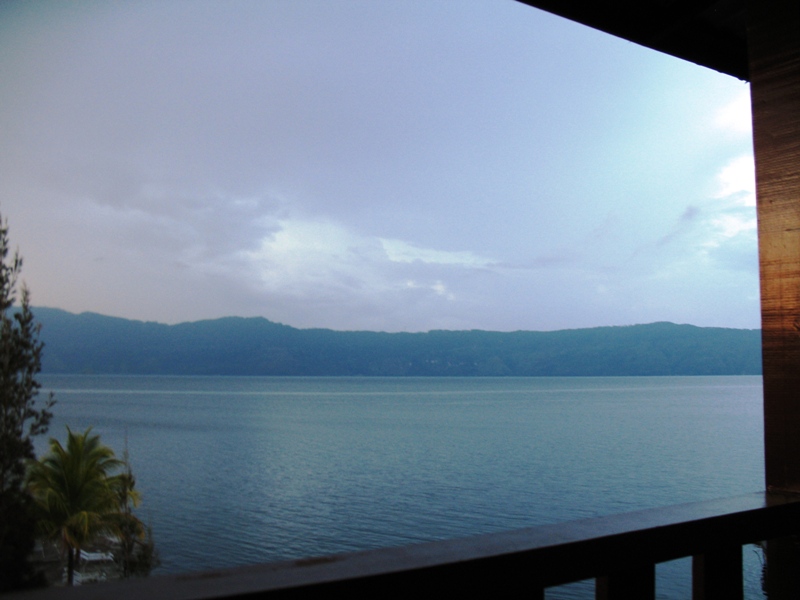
[516,0,749,80]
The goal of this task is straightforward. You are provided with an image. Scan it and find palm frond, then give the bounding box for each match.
[26,427,146,585]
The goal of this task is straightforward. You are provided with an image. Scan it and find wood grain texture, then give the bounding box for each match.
[749,0,800,491]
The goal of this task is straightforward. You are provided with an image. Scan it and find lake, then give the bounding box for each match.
[37,375,765,598]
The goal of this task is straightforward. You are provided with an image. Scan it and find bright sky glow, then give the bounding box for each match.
[716,155,756,206]
[0,0,757,331]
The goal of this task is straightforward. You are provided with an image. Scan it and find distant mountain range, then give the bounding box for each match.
[33,307,762,377]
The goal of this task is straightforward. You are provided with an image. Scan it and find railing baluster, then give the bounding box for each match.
[6,493,800,600]
[595,565,655,600]
[763,537,800,600]
[691,545,743,600]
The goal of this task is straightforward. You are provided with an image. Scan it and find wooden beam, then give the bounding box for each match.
[596,565,655,600]
[6,493,800,600]
[515,1,749,79]
[764,537,800,598]
[748,0,800,492]
[692,546,743,600]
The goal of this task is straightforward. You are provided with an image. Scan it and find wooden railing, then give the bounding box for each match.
[9,491,800,600]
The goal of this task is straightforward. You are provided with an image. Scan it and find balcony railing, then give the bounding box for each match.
[10,491,800,600]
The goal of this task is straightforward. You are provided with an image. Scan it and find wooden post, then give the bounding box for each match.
[692,546,743,600]
[748,0,800,493]
[596,565,655,600]
[749,1,800,597]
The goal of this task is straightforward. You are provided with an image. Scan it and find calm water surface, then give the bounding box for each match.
[38,375,764,599]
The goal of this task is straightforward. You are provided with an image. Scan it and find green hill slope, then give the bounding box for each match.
[34,308,762,376]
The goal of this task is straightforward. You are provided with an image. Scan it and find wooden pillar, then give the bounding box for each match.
[692,546,743,600]
[750,3,800,595]
[748,0,800,493]
[763,537,800,598]
[596,565,655,600]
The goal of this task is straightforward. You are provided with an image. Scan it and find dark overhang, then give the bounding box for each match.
[516,0,749,80]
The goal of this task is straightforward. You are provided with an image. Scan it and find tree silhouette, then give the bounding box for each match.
[108,448,159,578]
[0,213,53,591]
[27,428,121,586]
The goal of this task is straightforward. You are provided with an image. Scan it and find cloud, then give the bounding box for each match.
[241,218,492,314]
[0,1,762,331]
[91,188,285,268]
[504,251,582,270]
[694,154,757,270]
[380,239,494,268]
[714,90,752,135]
[707,213,757,243]
[405,279,455,301]
[243,220,378,291]
[650,146,755,261]
[243,219,497,288]
[655,206,701,247]
[714,155,755,206]
[629,148,758,290]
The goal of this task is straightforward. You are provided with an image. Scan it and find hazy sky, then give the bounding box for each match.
[0,1,756,332]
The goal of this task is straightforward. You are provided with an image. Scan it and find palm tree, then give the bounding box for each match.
[26,427,122,585]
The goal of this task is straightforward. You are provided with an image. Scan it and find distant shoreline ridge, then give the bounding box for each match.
[34,307,761,377]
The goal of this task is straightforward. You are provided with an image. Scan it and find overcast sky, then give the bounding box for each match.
[0,1,757,332]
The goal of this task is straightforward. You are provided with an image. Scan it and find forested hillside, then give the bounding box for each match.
[35,308,761,376]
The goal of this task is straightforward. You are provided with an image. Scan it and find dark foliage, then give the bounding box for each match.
[0,491,47,591]
[0,215,53,591]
